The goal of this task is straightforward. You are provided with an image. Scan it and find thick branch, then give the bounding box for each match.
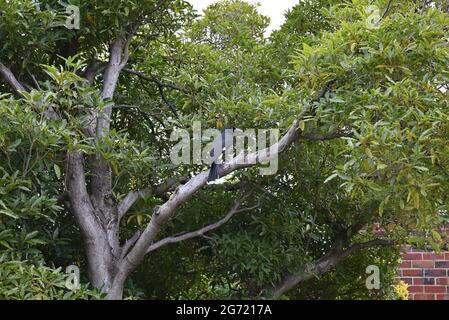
[0,63,60,120]
[98,37,129,130]
[120,231,142,259]
[272,237,393,299]
[66,154,117,290]
[0,62,27,93]
[90,35,133,220]
[83,60,107,85]
[341,238,394,259]
[66,151,101,239]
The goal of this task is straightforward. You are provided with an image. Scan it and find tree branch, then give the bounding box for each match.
[117,175,190,221]
[341,238,394,259]
[123,68,189,93]
[66,151,101,239]
[0,62,27,94]
[382,0,394,19]
[302,130,353,141]
[90,34,134,224]
[128,0,168,32]
[0,62,61,120]
[27,68,41,90]
[271,237,394,299]
[83,60,107,85]
[120,231,142,259]
[124,68,186,118]
[158,84,179,118]
[146,192,260,253]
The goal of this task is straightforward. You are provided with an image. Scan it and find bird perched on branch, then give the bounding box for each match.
[208,126,243,183]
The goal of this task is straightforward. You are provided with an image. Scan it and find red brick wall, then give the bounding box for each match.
[397,248,449,300]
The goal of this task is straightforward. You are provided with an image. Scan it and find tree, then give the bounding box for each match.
[0,0,448,300]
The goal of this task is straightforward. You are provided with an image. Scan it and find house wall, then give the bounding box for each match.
[397,247,449,300]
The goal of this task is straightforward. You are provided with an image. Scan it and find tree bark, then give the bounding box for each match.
[0,62,27,93]
[75,36,131,295]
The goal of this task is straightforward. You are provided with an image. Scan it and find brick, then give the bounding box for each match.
[399,277,413,285]
[399,261,411,268]
[436,278,449,285]
[424,269,447,277]
[424,286,446,293]
[413,293,435,300]
[412,260,434,268]
[403,253,423,260]
[435,261,449,268]
[436,294,449,300]
[403,269,423,277]
[422,253,445,260]
[445,253,449,260]
[423,278,435,285]
[413,278,435,285]
[408,286,424,293]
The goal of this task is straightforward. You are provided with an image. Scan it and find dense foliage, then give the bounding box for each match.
[0,0,448,299]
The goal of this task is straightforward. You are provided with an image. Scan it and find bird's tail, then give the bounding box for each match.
[208,162,220,182]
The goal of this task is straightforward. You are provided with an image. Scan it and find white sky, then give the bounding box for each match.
[188,0,299,35]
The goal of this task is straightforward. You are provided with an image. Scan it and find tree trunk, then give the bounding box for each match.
[84,234,115,291]
[66,151,123,298]
[105,270,127,300]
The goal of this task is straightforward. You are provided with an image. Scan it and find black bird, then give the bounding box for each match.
[207,126,242,182]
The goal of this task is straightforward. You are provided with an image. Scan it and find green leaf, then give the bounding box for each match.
[0,209,19,219]
[413,166,428,172]
[324,173,338,184]
[54,164,61,179]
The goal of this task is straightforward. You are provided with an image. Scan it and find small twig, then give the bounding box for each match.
[123,68,189,93]
[382,0,394,19]
[27,68,41,90]
[302,130,354,141]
